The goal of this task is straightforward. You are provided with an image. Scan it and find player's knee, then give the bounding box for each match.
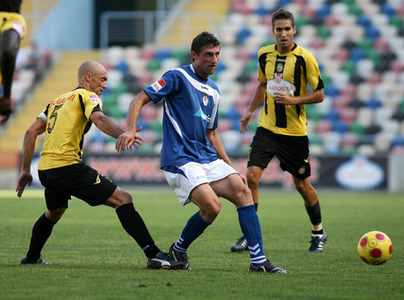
[236,184,253,205]
[294,178,311,194]
[116,188,133,206]
[202,200,221,220]
[45,208,66,223]
[106,187,133,209]
[246,172,259,189]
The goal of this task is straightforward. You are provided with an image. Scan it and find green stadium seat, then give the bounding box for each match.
[147,59,162,72]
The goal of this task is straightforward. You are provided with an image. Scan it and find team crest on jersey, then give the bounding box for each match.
[151,78,166,92]
[298,166,306,174]
[90,94,101,104]
[276,63,284,73]
[202,94,209,106]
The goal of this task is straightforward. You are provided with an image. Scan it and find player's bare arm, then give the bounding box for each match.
[274,89,324,105]
[239,81,266,134]
[16,118,46,197]
[90,110,143,151]
[206,128,247,185]
[206,129,231,165]
[116,91,150,153]
[90,111,124,138]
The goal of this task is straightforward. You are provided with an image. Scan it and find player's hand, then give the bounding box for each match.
[116,126,143,153]
[132,132,143,148]
[16,170,33,198]
[239,112,252,134]
[273,92,294,105]
[0,97,12,125]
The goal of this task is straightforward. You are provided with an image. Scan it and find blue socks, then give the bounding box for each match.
[238,204,267,266]
[174,206,267,268]
[173,211,211,253]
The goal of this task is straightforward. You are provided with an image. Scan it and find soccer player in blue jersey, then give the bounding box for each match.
[116,31,289,273]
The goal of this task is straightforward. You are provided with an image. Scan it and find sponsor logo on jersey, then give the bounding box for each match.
[203,94,209,106]
[266,79,296,97]
[194,108,211,122]
[275,73,283,84]
[151,78,166,92]
[90,94,101,104]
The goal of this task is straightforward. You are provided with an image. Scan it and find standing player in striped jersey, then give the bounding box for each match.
[230,8,327,253]
[116,31,289,273]
[0,0,26,124]
[16,60,184,270]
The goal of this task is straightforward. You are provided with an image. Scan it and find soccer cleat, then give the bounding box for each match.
[169,243,191,270]
[230,236,248,252]
[20,256,51,265]
[308,230,328,253]
[147,251,184,270]
[248,260,291,273]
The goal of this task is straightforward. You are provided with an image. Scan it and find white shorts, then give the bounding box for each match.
[164,159,238,205]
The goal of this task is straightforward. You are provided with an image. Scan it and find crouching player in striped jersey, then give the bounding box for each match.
[16,60,184,270]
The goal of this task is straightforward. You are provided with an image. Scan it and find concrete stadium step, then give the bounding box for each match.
[158,0,230,46]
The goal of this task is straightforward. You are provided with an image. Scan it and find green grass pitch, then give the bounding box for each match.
[0,188,403,299]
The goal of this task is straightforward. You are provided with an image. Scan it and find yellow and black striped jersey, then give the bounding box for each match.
[257,43,324,136]
[38,88,102,170]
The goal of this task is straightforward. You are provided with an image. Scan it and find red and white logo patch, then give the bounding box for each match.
[90,94,101,104]
[151,78,166,92]
[12,21,26,38]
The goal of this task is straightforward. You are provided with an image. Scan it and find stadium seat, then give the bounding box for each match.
[82,0,404,156]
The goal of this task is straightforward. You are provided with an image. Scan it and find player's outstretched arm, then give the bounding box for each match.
[16,118,46,197]
[116,91,151,153]
[91,110,144,151]
[91,111,123,138]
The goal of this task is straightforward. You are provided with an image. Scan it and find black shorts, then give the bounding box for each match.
[248,127,311,179]
[38,162,117,210]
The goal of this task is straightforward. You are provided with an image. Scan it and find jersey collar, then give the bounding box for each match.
[189,64,208,82]
[275,42,298,55]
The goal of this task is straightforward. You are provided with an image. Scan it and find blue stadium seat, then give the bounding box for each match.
[91,0,404,156]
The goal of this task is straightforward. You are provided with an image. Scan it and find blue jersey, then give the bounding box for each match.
[144,64,220,167]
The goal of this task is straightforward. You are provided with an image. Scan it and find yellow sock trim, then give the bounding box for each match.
[312,223,323,231]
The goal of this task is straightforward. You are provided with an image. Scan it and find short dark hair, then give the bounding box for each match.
[271,8,295,28]
[191,31,221,55]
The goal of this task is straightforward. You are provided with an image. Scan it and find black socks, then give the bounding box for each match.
[116,203,160,258]
[26,213,56,260]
